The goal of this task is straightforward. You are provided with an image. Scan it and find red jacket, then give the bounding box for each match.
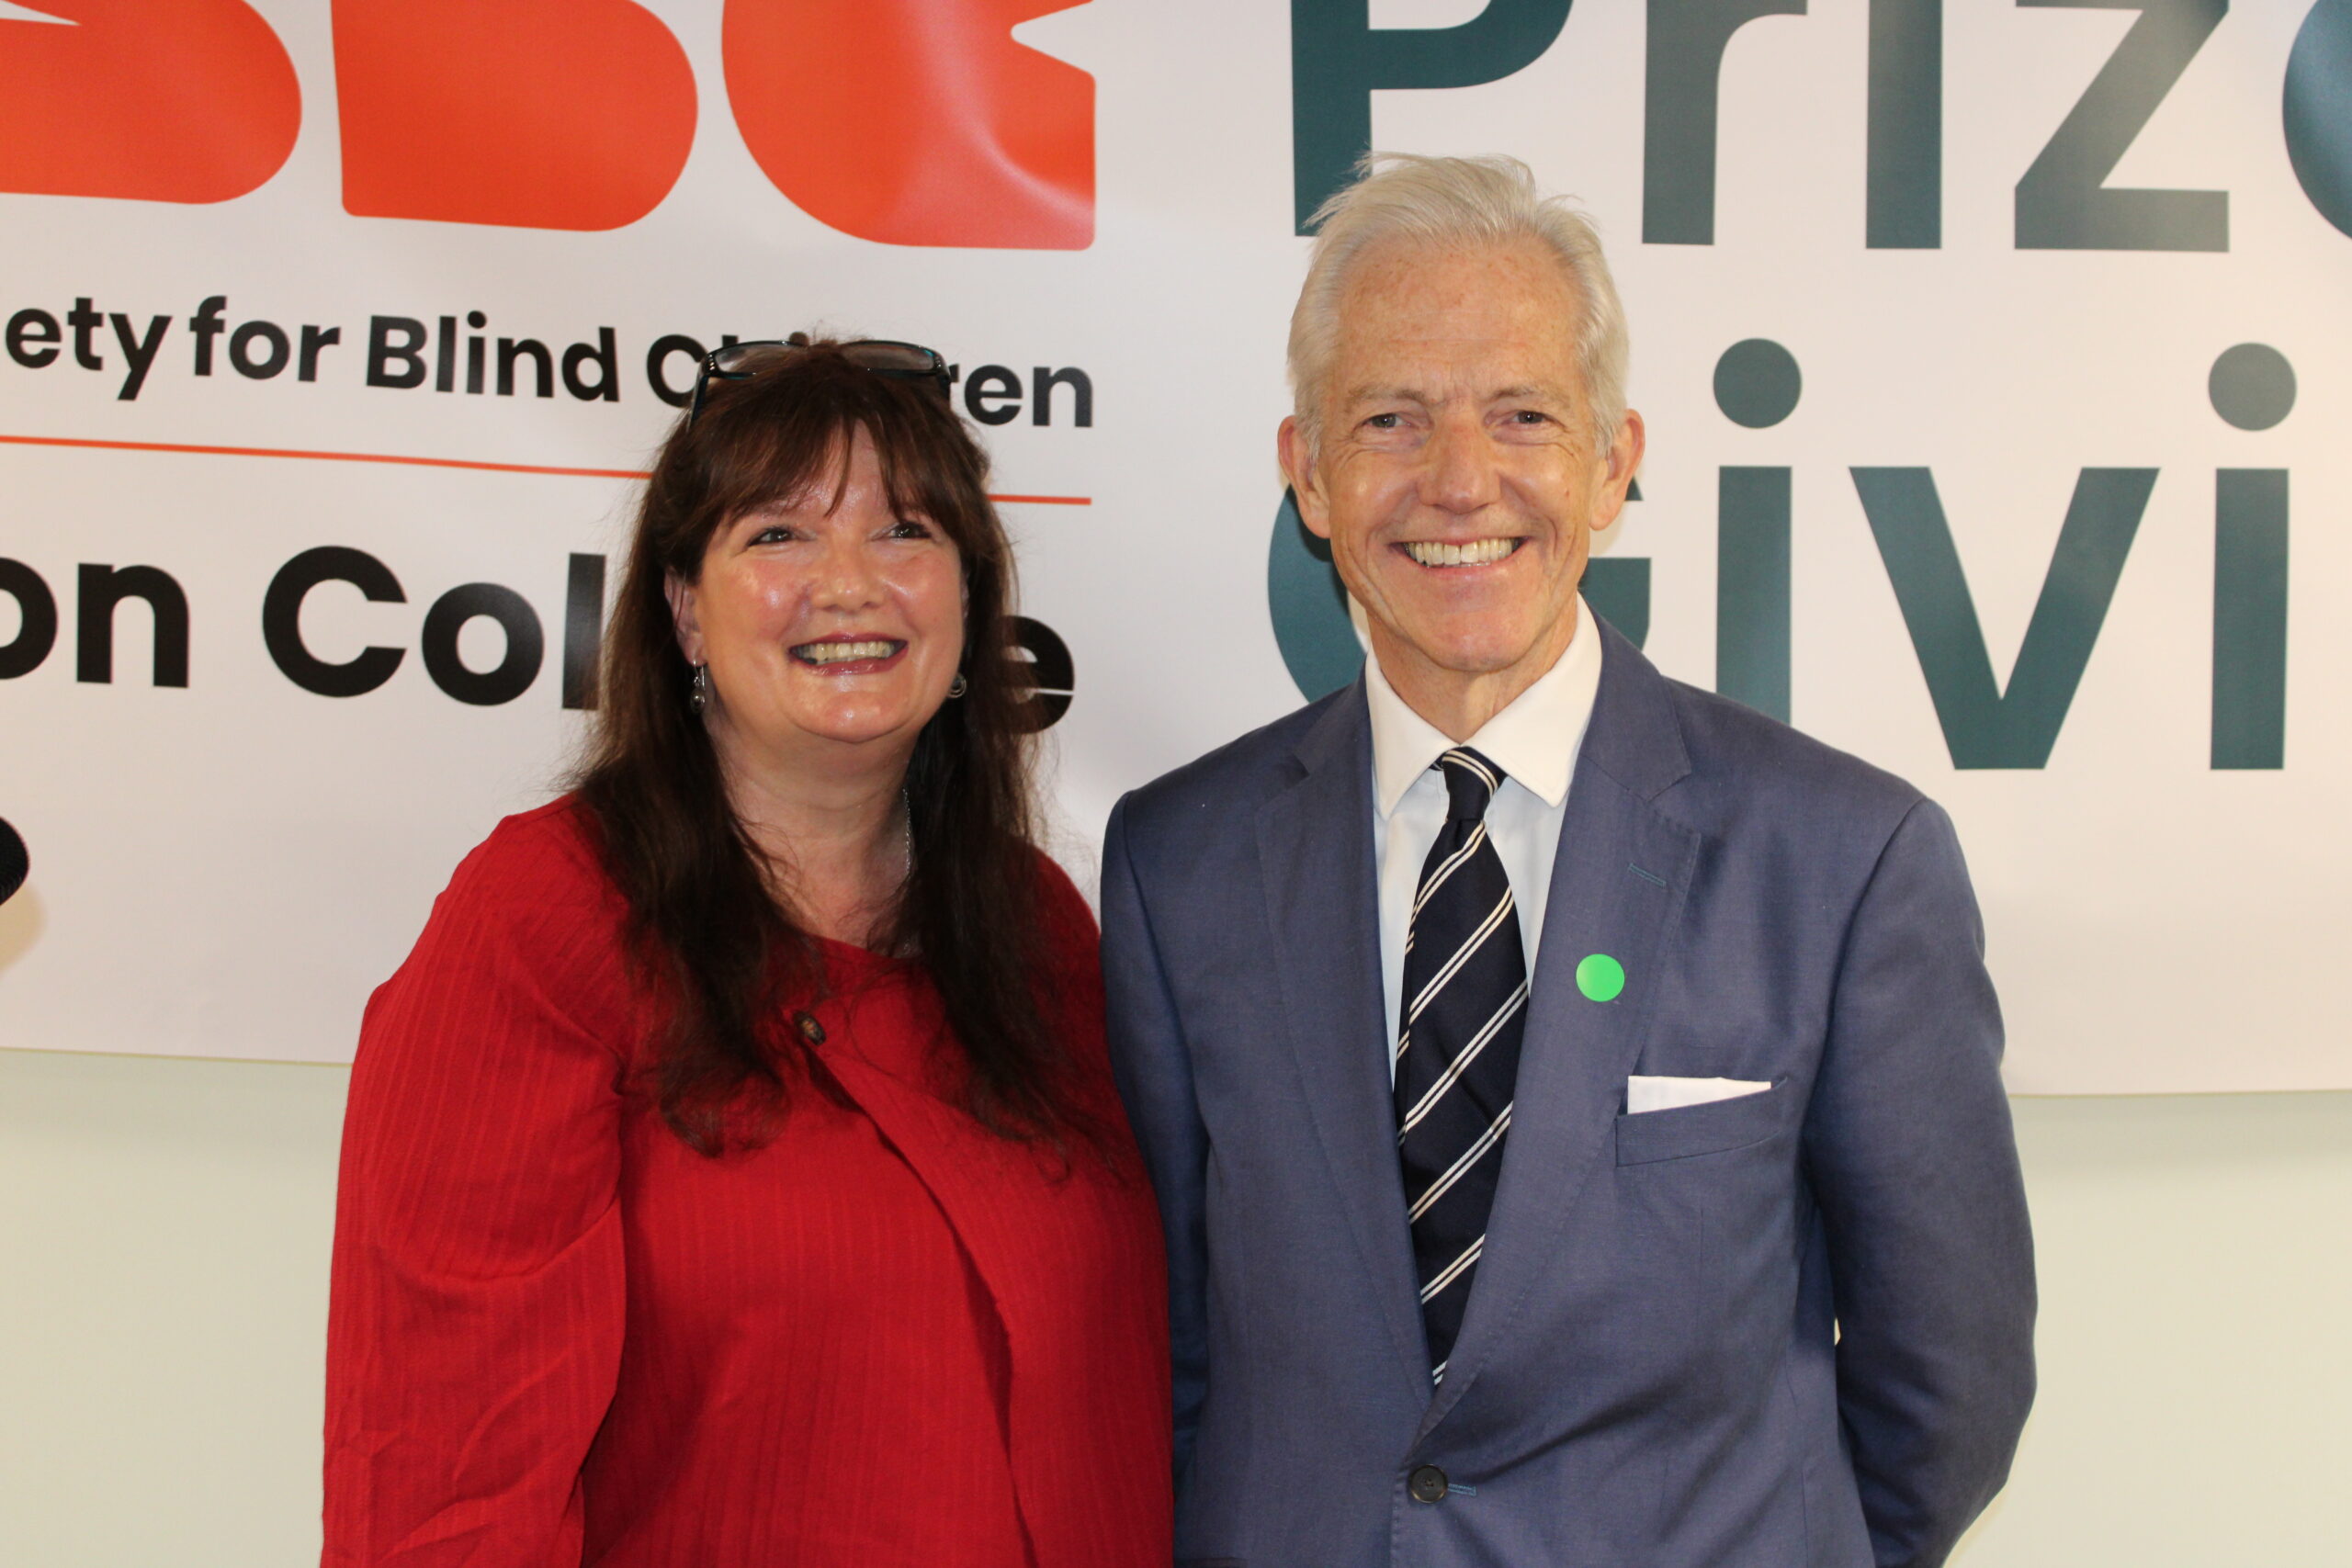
[324,799,1171,1567]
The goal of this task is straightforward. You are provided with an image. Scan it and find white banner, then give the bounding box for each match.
[2,0,2346,1091]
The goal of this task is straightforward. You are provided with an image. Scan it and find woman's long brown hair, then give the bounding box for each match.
[573,343,1079,1155]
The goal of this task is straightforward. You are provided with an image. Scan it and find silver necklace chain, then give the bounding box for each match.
[899,788,914,886]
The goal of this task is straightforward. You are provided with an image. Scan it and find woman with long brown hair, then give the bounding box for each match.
[322,339,1170,1567]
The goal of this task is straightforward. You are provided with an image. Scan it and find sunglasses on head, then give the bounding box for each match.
[685,333,952,425]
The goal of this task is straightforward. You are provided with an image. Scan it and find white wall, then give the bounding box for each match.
[3,1045,2346,1566]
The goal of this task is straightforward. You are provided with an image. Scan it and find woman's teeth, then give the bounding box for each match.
[1405,538,1519,567]
[793,639,901,665]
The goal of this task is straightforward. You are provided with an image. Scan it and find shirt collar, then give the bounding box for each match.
[1364,596,1604,817]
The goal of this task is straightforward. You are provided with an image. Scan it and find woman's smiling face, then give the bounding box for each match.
[669,426,966,773]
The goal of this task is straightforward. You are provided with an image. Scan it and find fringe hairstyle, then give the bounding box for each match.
[573,341,1081,1156]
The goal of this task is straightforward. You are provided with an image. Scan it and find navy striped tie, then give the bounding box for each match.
[1394,747,1529,1382]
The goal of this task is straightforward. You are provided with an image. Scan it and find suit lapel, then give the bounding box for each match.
[1418,619,1700,1438]
[1254,683,1432,1404]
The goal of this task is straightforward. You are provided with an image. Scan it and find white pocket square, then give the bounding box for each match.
[1626,1075,1772,1114]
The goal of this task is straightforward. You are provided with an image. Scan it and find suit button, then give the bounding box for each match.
[793,1010,826,1044]
[1408,1464,1449,1503]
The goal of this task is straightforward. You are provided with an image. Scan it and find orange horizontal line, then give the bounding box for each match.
[0,433,1092,505]
[0,431,647,479]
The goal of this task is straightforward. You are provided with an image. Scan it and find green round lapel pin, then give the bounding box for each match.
[1576,953,1626,1003]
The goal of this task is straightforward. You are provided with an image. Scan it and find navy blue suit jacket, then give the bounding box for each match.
[1101,618,2035,1568]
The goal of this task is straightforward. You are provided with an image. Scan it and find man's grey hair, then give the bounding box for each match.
[1287,152,1630,456]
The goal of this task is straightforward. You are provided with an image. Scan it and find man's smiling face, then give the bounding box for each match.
[1281,236,1639,733]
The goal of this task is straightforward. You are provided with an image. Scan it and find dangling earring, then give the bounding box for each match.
[945,672,968,699]
[689,662,711,715]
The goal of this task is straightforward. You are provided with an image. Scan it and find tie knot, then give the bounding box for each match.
[1436,749,1503,821]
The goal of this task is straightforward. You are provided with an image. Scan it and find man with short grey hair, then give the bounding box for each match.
[1102,153,2034,1568]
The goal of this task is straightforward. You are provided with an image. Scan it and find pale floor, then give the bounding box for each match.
[2,1047,2346,1567]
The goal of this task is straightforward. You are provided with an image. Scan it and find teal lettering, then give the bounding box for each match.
[1290,0,1572,233]
[2211,470,2288,769]
[1585,558,1652,649]
[1717,468,1791,721]
[1644,0,1808,245]
[1267,490,1361,701]
[2015,0,2228,252]
[1867,0,1940,247]
[1852,467,2154,767]
[2284,0,2352,239]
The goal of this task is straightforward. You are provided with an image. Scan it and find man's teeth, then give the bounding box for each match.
[795,640,900,665]
[1405,538,1518,568]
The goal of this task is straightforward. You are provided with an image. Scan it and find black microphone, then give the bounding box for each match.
[0,817,26,906]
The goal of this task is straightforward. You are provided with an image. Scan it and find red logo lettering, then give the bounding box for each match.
[333,0,696,231]
[724,0,1095,250]
[0,1,299,203]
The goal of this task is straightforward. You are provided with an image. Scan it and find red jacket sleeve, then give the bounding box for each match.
[324,807,636,1568]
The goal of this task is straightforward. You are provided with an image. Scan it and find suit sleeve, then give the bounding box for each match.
[322,823,629,1568]
[1098,796,1212,1488]
[1804,797,2036,1568]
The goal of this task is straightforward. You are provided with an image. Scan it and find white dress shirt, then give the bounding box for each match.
[1366,600,1604,1080]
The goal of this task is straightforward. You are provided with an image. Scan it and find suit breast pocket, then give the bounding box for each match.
[1613,1078,1791,1166]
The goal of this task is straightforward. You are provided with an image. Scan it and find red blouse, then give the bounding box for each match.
[323,799,1171,1567]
